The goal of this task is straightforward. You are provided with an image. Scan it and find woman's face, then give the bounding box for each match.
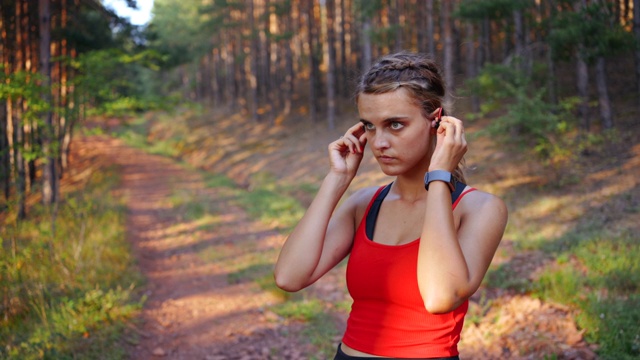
[357,88,433,176]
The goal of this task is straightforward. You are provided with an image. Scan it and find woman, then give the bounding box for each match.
[274,52,508,359]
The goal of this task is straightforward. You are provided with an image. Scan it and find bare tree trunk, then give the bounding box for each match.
[513,7,525,59]
[322,0,337,130]
[338,0,349,96]
[442,0,454,105]
[595,56,613,129]
[214,47,224,106]
[576,52,590,131]
[249,0,259,122]
[634,0,640,108]
[465,22,480,113]
[39,0,56,206]
[416,0,426,53]
[282,3,294,118]
[0,101,8,204]
[263,0,274,121]
[307,0,319,123]
[546,46,558,106]
[390,0,402,52]
[361,17,372,73]
[14,1,26,219]
[426,0,435,56]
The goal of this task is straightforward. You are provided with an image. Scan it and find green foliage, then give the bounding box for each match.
[0,166,143,359]
[147,0,214,67]
[549,1,635,63]
[71,48,166,117]
[456,0,530,20]
[353,0,384,19]
[465,61,592,177]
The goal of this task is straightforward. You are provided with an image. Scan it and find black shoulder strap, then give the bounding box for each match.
[451,181,467,204]
[365,181,468,240]
[365,184,392,240]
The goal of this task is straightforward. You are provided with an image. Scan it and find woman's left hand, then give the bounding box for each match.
[429,116,467,172]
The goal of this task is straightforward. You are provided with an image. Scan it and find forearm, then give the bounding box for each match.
[417,181,471,313]
[274,172,352,291]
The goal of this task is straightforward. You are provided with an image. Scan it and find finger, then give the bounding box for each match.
[344,122,367,153]
[343,134,361,153]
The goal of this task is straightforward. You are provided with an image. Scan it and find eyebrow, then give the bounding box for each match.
[359,116,409,124]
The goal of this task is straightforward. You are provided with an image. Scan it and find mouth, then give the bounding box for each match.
[377,155,396,163]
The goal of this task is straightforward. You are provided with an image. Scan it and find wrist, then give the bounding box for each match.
[424,170,456,192]
[325,171,354,191]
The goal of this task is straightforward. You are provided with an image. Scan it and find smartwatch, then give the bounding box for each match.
[424,170,456,192]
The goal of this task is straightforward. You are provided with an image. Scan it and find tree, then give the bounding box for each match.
[321,0,337,130]
[39,0,56,206]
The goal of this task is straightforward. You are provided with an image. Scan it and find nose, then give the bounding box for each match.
[372,132,390,150]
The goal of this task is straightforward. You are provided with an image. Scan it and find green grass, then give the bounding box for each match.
[490,225,640,359]
[272,298,340,359]
[0,166,143,359]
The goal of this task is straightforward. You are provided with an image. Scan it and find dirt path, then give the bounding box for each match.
[76,136,315,359]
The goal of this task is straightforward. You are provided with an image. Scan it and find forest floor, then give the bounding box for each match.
[70,101,637,359]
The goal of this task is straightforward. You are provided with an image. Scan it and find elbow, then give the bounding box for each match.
[422,293,463,314]
[273,271,305,293]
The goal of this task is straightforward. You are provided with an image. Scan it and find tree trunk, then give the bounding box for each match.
[322,0,337,130]
[576,52,590,131]
[513,7,524,60]
[416,0,426,53]
[0,101,8,204]
[426,0,435,56]
[39,0,57,206]
[465,22,480,113]
[390,0,402,52]
[249,0,259,122]
[546,45,558,106]
[595,56,613,129]
[307,0,319,123]
[442,0,454,105]
[634,0,640,108]
[361,17,372,73]
[338,0,349,96]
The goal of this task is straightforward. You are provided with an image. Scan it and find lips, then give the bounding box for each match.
[377,155,395,163]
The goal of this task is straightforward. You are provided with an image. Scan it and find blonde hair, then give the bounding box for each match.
[355,52,466,183]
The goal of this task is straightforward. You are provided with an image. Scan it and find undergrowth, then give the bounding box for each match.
[0,166,143,359]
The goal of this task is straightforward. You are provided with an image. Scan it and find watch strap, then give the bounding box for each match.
[424,170,456,192]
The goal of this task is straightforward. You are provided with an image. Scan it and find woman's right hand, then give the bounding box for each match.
[328,122,367,178]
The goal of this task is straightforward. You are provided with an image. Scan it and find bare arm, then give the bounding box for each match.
[417,116,508,313]
[274,123,368,292]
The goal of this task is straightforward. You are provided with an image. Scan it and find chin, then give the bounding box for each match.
[377,163,403,177]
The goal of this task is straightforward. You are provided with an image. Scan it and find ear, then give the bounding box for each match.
[428,107,443,129]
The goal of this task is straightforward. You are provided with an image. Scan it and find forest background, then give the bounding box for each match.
[1,0,639,359]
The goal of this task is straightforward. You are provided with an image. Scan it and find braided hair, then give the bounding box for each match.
[356,52,466,183]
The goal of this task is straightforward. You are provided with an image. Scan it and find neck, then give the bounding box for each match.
[391,165,429,202]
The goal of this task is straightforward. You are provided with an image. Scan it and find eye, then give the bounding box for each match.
[363,122,375,131]
[390,121,404,130]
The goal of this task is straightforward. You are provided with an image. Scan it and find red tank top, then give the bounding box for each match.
[342,184,475,358]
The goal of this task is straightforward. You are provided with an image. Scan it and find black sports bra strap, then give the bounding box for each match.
[365,181,468,240]
[365,184,392,240]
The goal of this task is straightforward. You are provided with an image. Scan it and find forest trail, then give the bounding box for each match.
[74,135,315,359]
[73,132,600,360]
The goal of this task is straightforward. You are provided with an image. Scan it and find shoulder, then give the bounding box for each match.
[344,185,382,210]
[459,187,508,222]
[342,185,385,223]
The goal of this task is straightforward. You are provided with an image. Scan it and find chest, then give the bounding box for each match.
[370,200,462,246]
